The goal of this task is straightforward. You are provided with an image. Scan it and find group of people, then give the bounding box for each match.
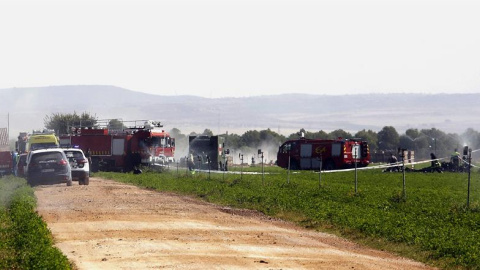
[384,149,465,173]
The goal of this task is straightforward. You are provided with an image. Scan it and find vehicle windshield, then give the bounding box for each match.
[279,142,295,154]
[31,152,63,163]
[31,143,58,151]
[148,136,174,147]
[64,151,84,162]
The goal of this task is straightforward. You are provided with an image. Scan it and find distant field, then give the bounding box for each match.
[98,165,480,269]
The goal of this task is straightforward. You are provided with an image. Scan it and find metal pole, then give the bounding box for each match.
[319,155,322,188]
[354,145,358,194]
[467,149,472,208]
[223,152,225,181]
[7,113,9,146]
[354,158,358,194]
[287,153,291,184]
[402,151,406,200]
[240,154,243,181]
[261,152,265,186]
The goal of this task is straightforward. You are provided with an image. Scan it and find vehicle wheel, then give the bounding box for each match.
[27,177,36,186]
[83,176,89,185]
[91,157,100,172]
[290,160,300,170]
[324,160,336,170]
[67,179,73,186]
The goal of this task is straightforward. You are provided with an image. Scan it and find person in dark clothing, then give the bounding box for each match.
[430,153,443,173]
[384,154,399,172]
[450,149,460,172]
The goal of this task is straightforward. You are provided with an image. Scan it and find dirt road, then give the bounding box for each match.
[35,178,434,269]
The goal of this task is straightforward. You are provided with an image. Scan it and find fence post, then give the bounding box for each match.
[318,155,322,188]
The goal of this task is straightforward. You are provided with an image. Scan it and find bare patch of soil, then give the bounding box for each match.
[35,178,435,269]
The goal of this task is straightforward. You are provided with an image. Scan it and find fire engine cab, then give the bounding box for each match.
[277,137,370,170]
[59,120,175,172]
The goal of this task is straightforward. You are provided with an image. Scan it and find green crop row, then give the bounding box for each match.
[98,167,480,269]
[0,176,71,270]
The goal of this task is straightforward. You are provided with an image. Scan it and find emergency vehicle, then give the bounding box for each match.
[15,130,59,154]
[276,137,370,170]
[59,120,175,172]
[188,135,226,170]
[0,128,12,176]
[26,129,59,152]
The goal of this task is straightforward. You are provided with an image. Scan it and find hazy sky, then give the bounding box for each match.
[1,0,479,98]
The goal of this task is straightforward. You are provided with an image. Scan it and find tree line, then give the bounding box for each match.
[170,126,479,161]
[44,112,480,160]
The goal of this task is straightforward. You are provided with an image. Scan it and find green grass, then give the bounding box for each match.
[0,176,71,270]
[97,166,480,269]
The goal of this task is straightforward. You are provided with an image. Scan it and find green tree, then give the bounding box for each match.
[312,130,329,139]
[44,112,97,135]
[259,129,285,145]
[355,129,378,152]
[240,130,261,148]
[202,129,214,136]
[462,128,480,150]
[224,133,242,149]
[329,129,352,139]
[399,128,428,153]
[108,119,125,130]
[377,126,399,151]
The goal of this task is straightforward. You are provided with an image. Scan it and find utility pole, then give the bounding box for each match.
[238,153,243,180]
[258,149,264,186]
[465,146,472,208]
[402,149,406,200]
[354,143,358,194]
[318,155,322,188]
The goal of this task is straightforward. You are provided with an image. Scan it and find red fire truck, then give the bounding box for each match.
[277,137,370,170]
[59,120,175,172]
[0,128,12,176]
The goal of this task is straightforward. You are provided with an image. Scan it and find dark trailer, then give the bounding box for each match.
[188,135,225,170]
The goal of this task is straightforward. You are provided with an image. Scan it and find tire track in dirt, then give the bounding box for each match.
[35,178,435,269]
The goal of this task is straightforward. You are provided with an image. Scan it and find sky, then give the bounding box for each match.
[1,0,479,98]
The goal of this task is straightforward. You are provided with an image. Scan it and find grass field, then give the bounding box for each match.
[98,164,480,269]
[0,176,71,270]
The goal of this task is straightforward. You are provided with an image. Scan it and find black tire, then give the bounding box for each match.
[66,179,73,186]
[91,157,100,172]
[27,177,36,186]
[83,176,89,185]
[290,160,300,170]
[323,160,336,170]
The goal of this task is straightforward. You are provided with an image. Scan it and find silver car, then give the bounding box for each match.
[26,148,72,186]
[63,148,90,185]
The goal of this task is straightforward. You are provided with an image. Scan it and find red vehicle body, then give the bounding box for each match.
[59,121,175,172]
[277,137,370,170]
[0,151,13,176]
[0,127,12,175]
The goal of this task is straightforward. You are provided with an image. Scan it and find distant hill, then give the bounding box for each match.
[0,85,479,139]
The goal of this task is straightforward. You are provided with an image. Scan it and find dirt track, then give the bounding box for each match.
[35,177,435,269]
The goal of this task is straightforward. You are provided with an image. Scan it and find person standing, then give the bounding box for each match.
[450,149,460,172]
[430,153,443,173]
[388,154,399,172]
[11,150,18,175]
[188,152,195,171]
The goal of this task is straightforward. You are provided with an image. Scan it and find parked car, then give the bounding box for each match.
[26,148,72,186]
[62,148,90,185]
[14,153,27,178]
